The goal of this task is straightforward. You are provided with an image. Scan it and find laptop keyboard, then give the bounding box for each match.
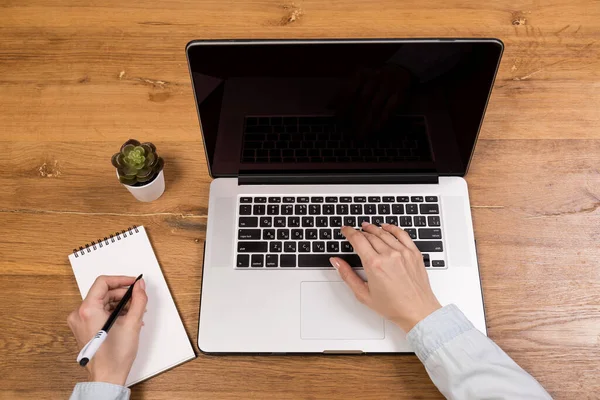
[236,195,446,269]
[240,115,432,164]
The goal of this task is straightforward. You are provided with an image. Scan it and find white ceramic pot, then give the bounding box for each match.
[117,169,165,202]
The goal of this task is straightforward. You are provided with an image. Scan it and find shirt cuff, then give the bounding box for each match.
[406,304,475,362]
[70,382,130,400]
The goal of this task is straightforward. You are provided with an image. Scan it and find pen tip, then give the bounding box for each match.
[79,358,89,367]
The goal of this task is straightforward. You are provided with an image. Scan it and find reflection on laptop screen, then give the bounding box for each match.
[187,41,502,177]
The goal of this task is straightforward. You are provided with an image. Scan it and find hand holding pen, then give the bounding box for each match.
[67,275,147,386]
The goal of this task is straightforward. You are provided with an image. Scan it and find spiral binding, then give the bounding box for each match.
[73,225,139,258]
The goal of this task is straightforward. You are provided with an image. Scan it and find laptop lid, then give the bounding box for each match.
[186,39,503,181]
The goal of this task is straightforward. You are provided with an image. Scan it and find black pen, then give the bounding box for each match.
[77,274,143,367]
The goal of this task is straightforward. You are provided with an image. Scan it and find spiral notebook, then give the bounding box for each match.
[68,225,195,386]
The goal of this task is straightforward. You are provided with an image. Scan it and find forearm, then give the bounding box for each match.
[70,382,130,400]
[407,304,552,400]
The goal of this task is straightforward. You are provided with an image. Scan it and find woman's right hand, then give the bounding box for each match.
[330,222,442,332]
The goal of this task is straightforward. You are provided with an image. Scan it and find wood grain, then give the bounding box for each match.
[1,0,600,398]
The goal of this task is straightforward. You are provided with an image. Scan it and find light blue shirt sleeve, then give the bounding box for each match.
[407,304,552,399]
[70,382,130,400]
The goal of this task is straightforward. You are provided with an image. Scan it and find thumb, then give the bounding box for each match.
[330,257,371,305]
[125,279,147,323]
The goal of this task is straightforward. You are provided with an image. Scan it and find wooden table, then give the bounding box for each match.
[1,0,599,398]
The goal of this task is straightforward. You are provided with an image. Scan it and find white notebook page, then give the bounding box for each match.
[68,226,195,386]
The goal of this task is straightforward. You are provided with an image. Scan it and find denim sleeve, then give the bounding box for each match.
[69,382,130,400]
[407,304,553,400]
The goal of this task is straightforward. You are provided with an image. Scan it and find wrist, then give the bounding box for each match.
[393,301,442,332]
[89,370,127,387]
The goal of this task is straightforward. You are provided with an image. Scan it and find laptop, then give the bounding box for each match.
[186,39,503,353]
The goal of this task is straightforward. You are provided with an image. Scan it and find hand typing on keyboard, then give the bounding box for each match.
[330,222,442,332]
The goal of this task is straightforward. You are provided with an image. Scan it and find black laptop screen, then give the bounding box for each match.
[187,40,502,178]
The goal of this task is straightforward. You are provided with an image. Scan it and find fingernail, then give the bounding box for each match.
[361,221,369,226]
[329,257,340,269]
[139,279,146,291]
[381,223,389,227]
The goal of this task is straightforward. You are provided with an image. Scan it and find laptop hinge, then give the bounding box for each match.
[238,173,439,186]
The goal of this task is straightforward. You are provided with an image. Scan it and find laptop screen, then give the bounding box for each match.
[187,40,502,178]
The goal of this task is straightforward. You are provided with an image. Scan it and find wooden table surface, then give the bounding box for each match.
[1,0,599,398]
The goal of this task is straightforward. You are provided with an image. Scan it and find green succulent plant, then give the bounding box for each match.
[111,139,164,186]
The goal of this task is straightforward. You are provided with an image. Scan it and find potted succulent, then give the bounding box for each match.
[111,139,165,202]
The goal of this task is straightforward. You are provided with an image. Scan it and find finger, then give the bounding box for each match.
[362,222,403,250]
[361,231,390,254]
[381,223,420,252]
[105,300,131,314]
[124,279,148,324]
[86,275,137,301]
[103,288,129,305]
[341,226,377,262]
[330,257,370,304]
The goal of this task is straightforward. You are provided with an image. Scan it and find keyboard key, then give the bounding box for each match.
[267,205,279,215]
[405,228,417,239]
[385,216,398,225]
[326,197,338,203]
[382,196,395,202]
[274,217,286,227]
[268,197,281,203]
[414,241,444,252]
[254,197,267,203]
[238,242,268,253]
[299,241,311,252]
[414,216,426,227]
[263,229,275,240]
[316,217,328,227]
[400,216,412,227]
[334,229,343,239]
[423,254,430,267]
[419,228,442,239]
[311,197,324,203]
[330,216,342,227]
[327,241,339,252]
[238,229,261,240]
[266,255,278,268]
[313,241,326,252]
[351,204,362,215]
[295,205,307,215]
[368,196,381,202]
[270,241,282,252]
[341,241,353,252]
[297,197,309,203]
[277,229,290,240]
[397,196,409,202]
[428,216,441,226]
[426,196,438,202]
[340,196,352,203]
[284,242,297,252]
[239,217,258,227]
[292,229,304,240]
[309,204,321,215]
[281,255,296,267]
[420,204,440,214]
[378,204,390,214]
[259,217,272,227]
[354,196,366,202]
[283,197,295,203]
[358,216,370,225]
[306,229,318,240]
[336,204,349,215]
[239,205,252,215]
[432,260,445,267]
[392,204,405,214]
[288,217,300,227]
[251,254,264,268]
[299,254,361,268]
[344,216,356,227]
[411,196,424,202]
[323,204,335,215]
[237,254,249,268]
[364,204,376,214]
[240,197,252,203]
[319,229,332,240]
[282,205,294,215]
[372,216,384,226]
[406,204,418,214]
[253,205,266,215]
[302,217,314,227]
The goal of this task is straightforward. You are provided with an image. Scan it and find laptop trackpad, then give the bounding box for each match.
[300,281,385,340]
